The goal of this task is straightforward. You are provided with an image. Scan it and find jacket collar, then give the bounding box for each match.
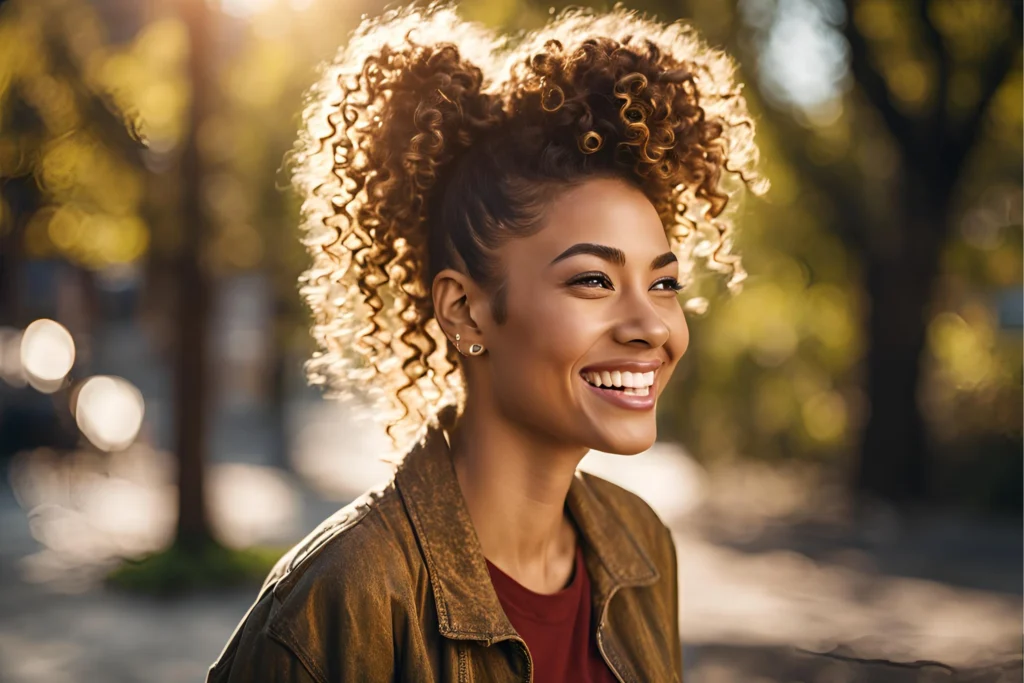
[394,426,659,644]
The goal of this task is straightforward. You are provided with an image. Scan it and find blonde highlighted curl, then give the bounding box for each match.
[289,2,769,457]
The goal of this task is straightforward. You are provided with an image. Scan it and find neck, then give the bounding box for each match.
[449,400,588,585]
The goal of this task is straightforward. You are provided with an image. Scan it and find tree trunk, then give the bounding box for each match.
[0,176,33,327]
[174,0,215,551]
[854,176,947,502]
[267,339,290,469]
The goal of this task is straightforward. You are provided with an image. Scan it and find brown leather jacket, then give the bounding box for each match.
[206,427,682,682]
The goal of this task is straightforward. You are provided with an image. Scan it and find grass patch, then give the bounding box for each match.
[107,541,287,596]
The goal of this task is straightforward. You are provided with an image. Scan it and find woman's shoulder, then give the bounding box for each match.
[265,479,411,595]
[266,476,431,623]
[207,478,420,682]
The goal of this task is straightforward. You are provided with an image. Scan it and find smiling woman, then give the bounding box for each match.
[208,4,767,682]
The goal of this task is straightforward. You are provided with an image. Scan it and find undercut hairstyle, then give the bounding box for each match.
[289,2,768,456]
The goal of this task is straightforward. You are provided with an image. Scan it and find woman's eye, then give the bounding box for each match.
[652,277,683,292]
[568,272,614,289]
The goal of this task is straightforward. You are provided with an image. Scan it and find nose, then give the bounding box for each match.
[611,290,671,349]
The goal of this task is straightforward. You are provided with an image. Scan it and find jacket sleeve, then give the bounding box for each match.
[207,551,398,683]
[663,523,683,681]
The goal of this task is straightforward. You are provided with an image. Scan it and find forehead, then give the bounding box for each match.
[523,177,670,260]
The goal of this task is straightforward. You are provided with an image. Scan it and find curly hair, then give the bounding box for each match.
[289,2,769,457]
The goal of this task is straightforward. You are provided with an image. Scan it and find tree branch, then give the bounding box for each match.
[841,0,919,158]
[44,22,147,164]
[916,0,950,152]
[946,12,1022,185]
[754,102,869,254]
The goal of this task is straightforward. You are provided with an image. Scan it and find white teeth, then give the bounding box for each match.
[622,386,650,396]
[582,369,656,390]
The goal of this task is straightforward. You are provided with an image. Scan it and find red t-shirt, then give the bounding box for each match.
[485,543,618,683]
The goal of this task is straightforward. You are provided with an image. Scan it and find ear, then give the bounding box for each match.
[432,268,487,350]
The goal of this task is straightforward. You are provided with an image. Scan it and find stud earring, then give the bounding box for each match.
[453,333,484,357]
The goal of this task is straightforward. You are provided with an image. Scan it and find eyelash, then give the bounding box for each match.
[568,272,683,292]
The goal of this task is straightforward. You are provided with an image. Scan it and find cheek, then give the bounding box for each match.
[491,294,600,395]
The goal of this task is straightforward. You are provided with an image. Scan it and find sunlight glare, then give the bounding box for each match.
[219,0,274,18]
[74,376,145,451]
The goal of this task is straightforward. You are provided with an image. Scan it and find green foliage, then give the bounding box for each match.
[657,178,865,463]
[0,0,149,268]
[106,541,286,596]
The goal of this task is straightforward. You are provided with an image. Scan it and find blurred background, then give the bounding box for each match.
[0,0,1020,681]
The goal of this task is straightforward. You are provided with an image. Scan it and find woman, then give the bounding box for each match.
[208,4,765,682]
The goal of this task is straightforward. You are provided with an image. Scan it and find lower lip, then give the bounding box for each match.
[581,376,656,411]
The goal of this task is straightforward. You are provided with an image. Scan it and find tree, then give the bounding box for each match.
[173,0,216,550]
[728,0,1022,501]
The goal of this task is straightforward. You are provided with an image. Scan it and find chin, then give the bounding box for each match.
[587,422,656,455]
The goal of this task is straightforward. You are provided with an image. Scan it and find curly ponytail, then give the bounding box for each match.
[290,4,506,455]
[291,3,769,458]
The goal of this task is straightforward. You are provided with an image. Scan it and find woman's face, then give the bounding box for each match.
[482,176,690,455]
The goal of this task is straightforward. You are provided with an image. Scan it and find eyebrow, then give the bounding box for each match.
[549,242,678,271]
[650,251,678,270]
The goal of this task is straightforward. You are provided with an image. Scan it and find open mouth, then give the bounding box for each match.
[580,370,654,397]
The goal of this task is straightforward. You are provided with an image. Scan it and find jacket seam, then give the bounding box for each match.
[208,578,283,678]
[267,621,328,683]
[279,485,395,582]
[457,641,469,683]
[602,624,637,683]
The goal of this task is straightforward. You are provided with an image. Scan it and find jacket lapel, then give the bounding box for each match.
[565,469,660,590]
[394,425,663,680]
[394,427,518,645]
[566,470,663,683]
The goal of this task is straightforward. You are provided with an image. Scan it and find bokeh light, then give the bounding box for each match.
[208,464,300,548]
[19,319,75,390]
[743,0,849,112]
[290,403,398,500]
[74,375,145,451]
[10,446,301,585]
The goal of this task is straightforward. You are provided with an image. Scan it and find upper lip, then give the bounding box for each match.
[579,359,664,374]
